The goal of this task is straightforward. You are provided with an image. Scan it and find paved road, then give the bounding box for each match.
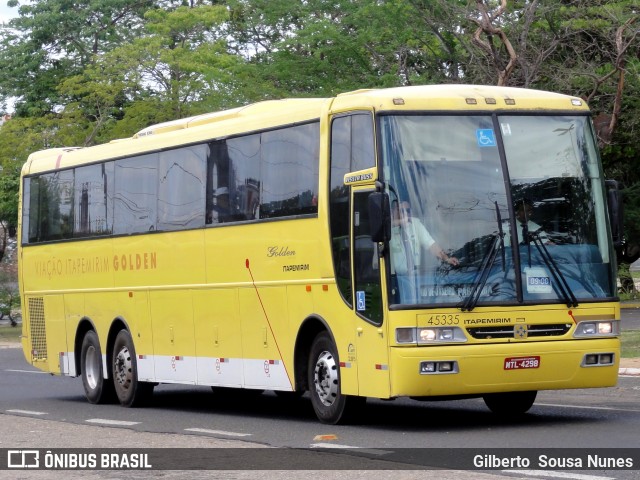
[1,306,638,478]
[1,345,639,479]
[622,303,640,331]
[5,415,538,480]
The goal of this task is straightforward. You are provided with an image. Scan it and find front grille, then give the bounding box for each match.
[28,297,47,360]
[466,323,572,340]
[466,326,514,339]
[528,324,572,337]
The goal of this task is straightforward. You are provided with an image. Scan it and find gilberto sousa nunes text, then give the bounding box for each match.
[474,453,634,469]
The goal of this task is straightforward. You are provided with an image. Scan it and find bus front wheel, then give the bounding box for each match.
[80,330,115,404]
[112,329,154,407]
[483,391,537,416]
[308,332,364,424]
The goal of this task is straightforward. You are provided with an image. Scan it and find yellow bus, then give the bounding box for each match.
[18,85,621,424]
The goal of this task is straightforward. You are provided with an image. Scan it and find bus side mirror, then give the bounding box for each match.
[368,192,391,243]
[606,180,624,250]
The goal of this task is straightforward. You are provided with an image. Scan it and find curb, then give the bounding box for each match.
[621,302,640,309]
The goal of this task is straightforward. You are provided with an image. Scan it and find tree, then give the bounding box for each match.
[1,0,152,116]
[552,1,640,263]
[224,0,469,95]
[0,0,639,274]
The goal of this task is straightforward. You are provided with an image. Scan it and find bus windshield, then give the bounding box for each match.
[379,114,616,308]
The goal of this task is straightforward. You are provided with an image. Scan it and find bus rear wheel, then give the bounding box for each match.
[80,330,115,404]
[483,391,537,417]
[112,329,154,407]
[308,332,364,424]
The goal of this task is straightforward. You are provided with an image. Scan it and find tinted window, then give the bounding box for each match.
[330,116,352,305]
[228,135,261,221]
[351,114,376,171]
[260,123,319,218]
[207,135,261,224]
[329,113,376,306]
[23,121,321,243]
[158,146,206,230]
[74,162,114,237]
[114,154,158,234]
[27,170,74,242]
[23,178,32,244]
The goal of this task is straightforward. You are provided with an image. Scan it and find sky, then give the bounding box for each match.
[1,2,21,113]
[0,2,19,24]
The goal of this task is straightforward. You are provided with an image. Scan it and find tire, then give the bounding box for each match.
[112,329,154,407]
[308,331,365,424]
[483,391,537,417]
[80,330,115,404]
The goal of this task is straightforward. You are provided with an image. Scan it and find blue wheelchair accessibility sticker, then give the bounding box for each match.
[476,129,497,147]
[356,291,366,311]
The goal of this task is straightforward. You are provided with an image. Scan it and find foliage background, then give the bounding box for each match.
[0,0,639,270]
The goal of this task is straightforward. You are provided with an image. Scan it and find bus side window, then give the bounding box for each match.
[158,145,206,231]
[113,154,158,234]
[351,113,376,171]
[329,112,376,307]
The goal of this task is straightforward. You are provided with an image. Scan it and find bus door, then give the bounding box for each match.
[351,189,390,398]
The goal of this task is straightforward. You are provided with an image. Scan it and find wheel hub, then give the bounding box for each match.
[84,345,99,390]
[314,350,338,406]
[114,346,132,390]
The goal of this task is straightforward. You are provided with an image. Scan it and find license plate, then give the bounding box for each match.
[504,356,540,370]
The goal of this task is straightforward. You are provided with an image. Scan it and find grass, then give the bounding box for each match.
[621,330,640,358]
[0,322,22,343]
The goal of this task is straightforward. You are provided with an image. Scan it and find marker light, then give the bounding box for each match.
[396,328,416,344]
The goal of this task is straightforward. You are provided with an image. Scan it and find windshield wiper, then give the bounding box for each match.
[461,202,505,312]
[496,201,506,268]
[527,231,579,308]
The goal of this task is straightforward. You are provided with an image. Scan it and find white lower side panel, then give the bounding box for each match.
[243,358,292,391]
[68,351,292,391]
[152,355,198,384]
[197,357,243,387]
[61,352,75,377]
[136,355,155,382]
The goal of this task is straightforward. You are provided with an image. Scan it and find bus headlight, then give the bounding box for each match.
[573,320,619,338]
[396,327,467,345]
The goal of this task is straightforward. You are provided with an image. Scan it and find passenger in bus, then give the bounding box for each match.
[390,200,460,274]
[506,199,552,246]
